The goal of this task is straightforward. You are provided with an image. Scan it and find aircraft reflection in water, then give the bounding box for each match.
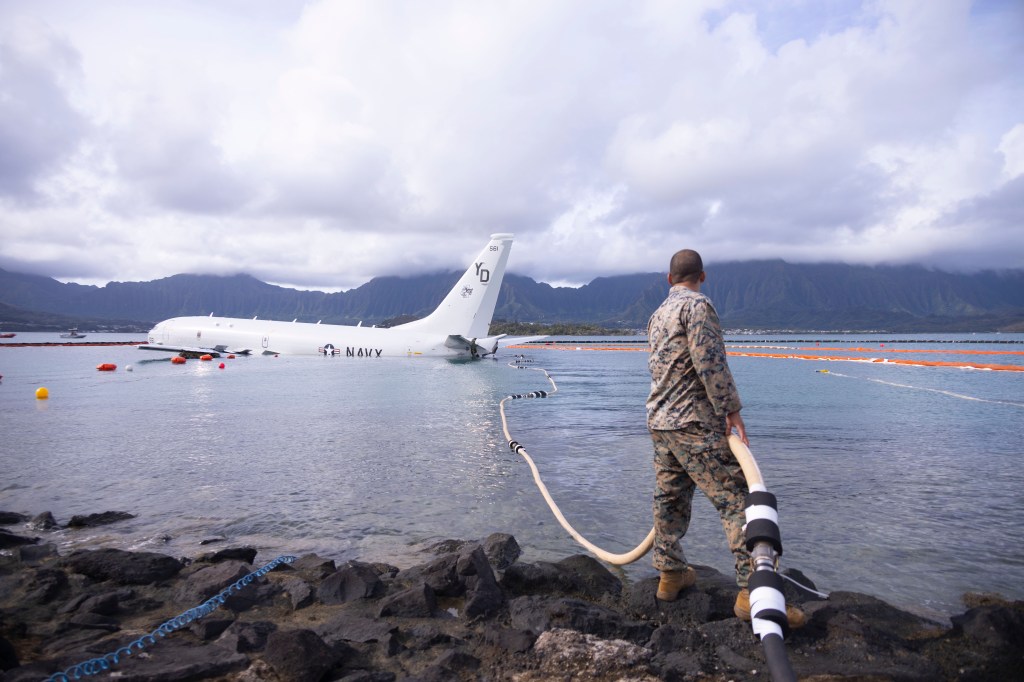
[138,233,514,359]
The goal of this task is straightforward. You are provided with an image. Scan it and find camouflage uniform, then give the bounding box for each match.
[647,286,751,587]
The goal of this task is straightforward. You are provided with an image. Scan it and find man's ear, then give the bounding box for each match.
[700,271,706,283]
[667,273,673,286]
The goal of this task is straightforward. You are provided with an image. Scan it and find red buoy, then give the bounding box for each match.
[171,356,186,365]
[96,363,117,371]
[219,362,225,369]
[200,354,213,361]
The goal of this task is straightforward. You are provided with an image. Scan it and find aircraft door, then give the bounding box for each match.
[156,325,171,345]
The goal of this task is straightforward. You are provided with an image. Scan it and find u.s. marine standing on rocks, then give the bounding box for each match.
[646,248,805,627]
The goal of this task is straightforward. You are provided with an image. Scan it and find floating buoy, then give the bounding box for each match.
[200,354,213,361]
[126,365,133,372]
[36,387,49,400]
[218,362,225,369]
[171,356,186,365]
[227,354,235,359]
[96,363,117,371]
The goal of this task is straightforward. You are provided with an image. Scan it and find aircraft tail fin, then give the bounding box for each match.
[399,233,513,338]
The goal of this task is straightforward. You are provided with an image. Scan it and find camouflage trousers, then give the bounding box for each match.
[650,426,751,587]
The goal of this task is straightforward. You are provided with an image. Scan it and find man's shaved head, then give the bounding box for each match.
[669,249,704,285]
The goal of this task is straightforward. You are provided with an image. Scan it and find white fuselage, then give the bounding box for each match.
[142,233,514,358]
[148,316,462,357]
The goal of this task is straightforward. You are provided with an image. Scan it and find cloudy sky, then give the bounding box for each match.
[0,0,1021,290]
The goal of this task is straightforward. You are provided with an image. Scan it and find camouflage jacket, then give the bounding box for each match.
[646,286,742,432]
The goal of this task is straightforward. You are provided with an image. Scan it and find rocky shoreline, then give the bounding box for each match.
[1,511,1022,681]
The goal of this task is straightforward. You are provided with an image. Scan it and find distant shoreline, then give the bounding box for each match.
[518,336,1024,344]
[0,341,145,348]
[4,336,1024,350]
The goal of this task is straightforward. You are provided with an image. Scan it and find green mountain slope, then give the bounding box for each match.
[1,262,1022,333]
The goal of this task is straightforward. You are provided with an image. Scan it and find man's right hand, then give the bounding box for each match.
[726,411,748,446]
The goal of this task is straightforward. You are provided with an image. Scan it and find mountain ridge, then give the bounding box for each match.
[1,262,1022,333]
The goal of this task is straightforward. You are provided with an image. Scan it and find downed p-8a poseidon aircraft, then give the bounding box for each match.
[138,233,514,358]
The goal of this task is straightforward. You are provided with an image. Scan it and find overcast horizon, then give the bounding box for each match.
[1,1,1021,290]
[6,247,1024,295]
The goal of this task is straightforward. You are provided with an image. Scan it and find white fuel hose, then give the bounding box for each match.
[728,434,767,491]
[500,363,655,565]
[502,358,805,682]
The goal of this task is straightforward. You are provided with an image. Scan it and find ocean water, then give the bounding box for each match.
[1,332,1022,622]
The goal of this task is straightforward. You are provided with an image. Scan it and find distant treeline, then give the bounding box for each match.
[489,321,639,337]
[1,261,1023,333]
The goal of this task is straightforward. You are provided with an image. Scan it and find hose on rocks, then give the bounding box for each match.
[729,434,798,682]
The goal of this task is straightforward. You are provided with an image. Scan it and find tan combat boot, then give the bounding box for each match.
[656,566,697,601]
[733,589,807,629]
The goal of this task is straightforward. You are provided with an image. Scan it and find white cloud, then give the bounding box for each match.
[0,17,89,199]
[0,0,1021,287]
[998,123,1024,181]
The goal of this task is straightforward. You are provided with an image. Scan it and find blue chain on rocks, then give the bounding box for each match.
[43,554,297,682]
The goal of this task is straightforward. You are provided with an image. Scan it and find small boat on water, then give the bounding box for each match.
[59,328,86,339]
[0,332,15,338]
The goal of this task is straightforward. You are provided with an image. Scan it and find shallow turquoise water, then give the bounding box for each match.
[1,332,1022,621]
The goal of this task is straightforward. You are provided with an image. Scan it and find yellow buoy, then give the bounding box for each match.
[36,387,49,400]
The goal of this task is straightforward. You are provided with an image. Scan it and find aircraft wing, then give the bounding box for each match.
[137,344,252,358]
[444,334,506,358]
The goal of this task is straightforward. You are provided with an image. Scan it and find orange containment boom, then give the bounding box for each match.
[726,351,1024,372]
[506,342,1024,372]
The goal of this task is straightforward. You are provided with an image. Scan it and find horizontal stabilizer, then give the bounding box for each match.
[445,334,505,358]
